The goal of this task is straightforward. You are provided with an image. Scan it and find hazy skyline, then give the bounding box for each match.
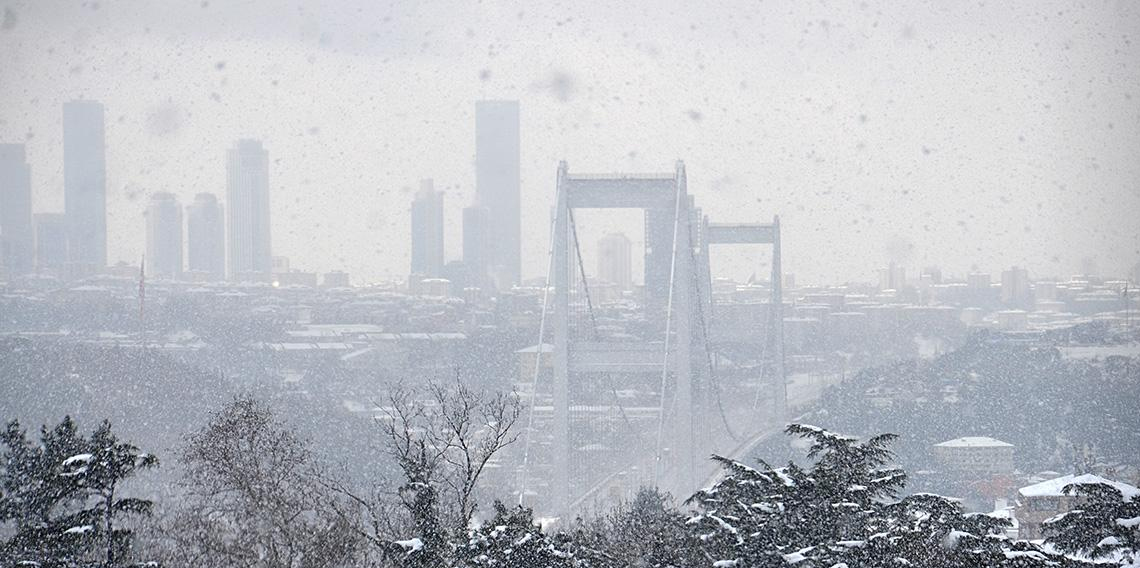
[1,0,1138,284]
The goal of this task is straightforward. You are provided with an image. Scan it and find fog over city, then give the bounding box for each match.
[2,0,1138,283]
[1,1,1139,567]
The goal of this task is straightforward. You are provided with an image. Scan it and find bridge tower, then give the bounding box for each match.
[539,161,786,520]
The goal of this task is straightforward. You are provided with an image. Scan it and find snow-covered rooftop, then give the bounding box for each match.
[934,436,1014,448]
[1018,473,1140,500]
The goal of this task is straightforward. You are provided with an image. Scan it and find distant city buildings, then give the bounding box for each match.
[410,179,444,278]
[186,193,225,281]
[226,139,272,280]
[473,100,521,287]
[63,100,107,274]
[322,270,350,288]
[597,232,632,291]
[1001,266,1031,309]
[877,262,906,291]
[0,144,33,276]
[34,213,67,273]
[145,192,183,280]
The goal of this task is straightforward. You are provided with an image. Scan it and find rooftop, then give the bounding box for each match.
[934,436,1014,448]
[1018,473,1140,499]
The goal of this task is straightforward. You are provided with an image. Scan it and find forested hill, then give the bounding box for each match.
[0,338,232,459]
[808,331,1140,476]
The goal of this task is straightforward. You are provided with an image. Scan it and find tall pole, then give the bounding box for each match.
[552,162,571,521]
[672,164,695,496]
[138,255,146,351]
[770,216,786,425]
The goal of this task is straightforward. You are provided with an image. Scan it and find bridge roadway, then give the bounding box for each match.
[567,371,844,514]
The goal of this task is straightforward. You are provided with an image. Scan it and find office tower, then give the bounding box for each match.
[63,100,107,272]
[967,272,992,289]
[226,139,271,280]
[186,193,225,280]
[462,205,490,288]
[474,100,520,286]
[145,192,183,280]
[597,232,632,291]
[877,262,906,290]
[34,213,68,273]
[1001,266,1031,308]
[0,144,33,276]
[410,179,444,277]
[921,266,943,284]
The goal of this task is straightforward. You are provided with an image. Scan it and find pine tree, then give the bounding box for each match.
[1045,481,1140,566]
[686,424,1079,568]
[1,417,159,567]
[1,417,91,566]
[455,500,575,568]
[79,420,160,566]
[572,487,703,568]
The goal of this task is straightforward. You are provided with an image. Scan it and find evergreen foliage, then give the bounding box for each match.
[1045,481,1140,565]
[455,500,575,568]
[687,424,1082,568]
[0,416,158,567]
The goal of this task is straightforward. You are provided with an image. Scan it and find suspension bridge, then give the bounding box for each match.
[519,161,787,521]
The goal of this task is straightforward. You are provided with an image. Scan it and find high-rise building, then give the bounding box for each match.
[34,213,68,273]
[145,192,183,279]
[1001,266,1031,308]
[63,100,107,273]
[410,179,444,277]
[186,193,225,280]
[226,139,272,280]
[462,205,490,288]
[474,100,521,286]
[0,144,33,276]
[597,232,632,291]
[877,262,906,290]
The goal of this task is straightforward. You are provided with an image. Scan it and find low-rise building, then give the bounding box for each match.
[1015,473,1140,540]
[933,436,1015,480]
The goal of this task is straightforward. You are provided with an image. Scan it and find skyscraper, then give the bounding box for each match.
[226,139,271,280]
[410,179,444,277]
[186,193,225,281]
[34,213,68,273]
[1001,266,1031,308]
[63,100,107,273]
[597,232,633,291]
[0,144,33,276]
[474,100,520,286]
[145,192,183,280]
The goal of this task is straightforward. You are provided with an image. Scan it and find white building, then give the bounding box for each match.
[933,436,1015,480]
[597,232,633,291]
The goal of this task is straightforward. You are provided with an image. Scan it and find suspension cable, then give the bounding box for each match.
[518,181,561,505]
[688,238,741,442]
[652,174,685,488]
[567,208,599,337]
[566,207,647,448]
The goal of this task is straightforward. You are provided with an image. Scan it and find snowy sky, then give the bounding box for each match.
[1,0,1138,285]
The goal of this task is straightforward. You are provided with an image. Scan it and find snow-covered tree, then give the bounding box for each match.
[572,487,705,568]
[73,420,159,566]
[154,395,361,568]
[455,500,575,568]
[687,424,1079,568]
[0,416,158,567]
[1045,481,1140,566]
[366,381,520,566]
